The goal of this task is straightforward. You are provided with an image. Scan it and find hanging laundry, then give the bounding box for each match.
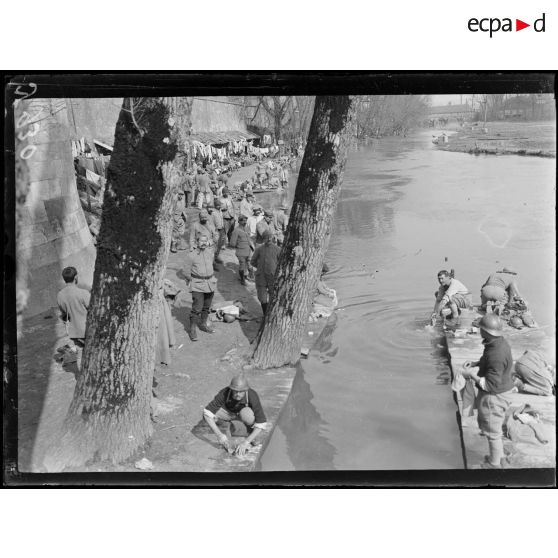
[85,169,103,186]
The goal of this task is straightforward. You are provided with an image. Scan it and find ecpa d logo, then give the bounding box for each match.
[468,13,546,37]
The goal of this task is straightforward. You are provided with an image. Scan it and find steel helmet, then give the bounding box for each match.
[229,374,250,392]
[223,313,236,323]
[509,316,524,329]
[479,314,504,337]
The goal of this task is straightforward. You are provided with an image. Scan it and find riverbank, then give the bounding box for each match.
[443,310,555,470]
[434,121,556,158]
[16,160,333,474]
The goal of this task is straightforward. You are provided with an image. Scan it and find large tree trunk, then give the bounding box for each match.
[44,97,189,471]
[251,96,355,368]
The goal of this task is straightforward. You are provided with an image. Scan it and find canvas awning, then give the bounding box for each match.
[93,139,113,152]
[188,130,259,145]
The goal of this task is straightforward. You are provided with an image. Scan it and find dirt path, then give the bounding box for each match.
[16,161,312,473]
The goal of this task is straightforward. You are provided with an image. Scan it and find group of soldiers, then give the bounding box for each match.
[171,161,292,342]
[430,266,555,469]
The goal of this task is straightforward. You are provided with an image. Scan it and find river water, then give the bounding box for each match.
[259,130,556,471]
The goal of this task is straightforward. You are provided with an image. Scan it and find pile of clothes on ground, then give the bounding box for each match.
[498,296,537,329]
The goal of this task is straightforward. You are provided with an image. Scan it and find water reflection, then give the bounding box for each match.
[336,198,396,239]
[260,129,555,471]
[276,365,337,470]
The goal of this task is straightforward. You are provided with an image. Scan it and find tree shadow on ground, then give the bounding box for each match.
[17,309,71,471]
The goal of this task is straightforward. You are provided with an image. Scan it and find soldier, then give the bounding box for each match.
[203,374,267,456]
[480,266,524,312]
[189,209,218,249]
[183,234,217,342]
[461,314,515,469]
[431,270,472,321]
[251,230,280,315]
[229,214,255,285]
[272,203,289,246]
[220,187,236,245]
[170,191,188,253]
[255,210,279,245]
[57,266,90,367]
[208,200,225,264]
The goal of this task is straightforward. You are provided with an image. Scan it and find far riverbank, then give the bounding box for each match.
[434,121,556,158]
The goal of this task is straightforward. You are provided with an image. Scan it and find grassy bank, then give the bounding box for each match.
[436,121,556,158]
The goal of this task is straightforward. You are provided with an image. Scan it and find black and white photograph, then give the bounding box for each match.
[4,74,555,486]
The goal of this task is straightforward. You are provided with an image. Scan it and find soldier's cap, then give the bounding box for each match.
[264,210,273,218]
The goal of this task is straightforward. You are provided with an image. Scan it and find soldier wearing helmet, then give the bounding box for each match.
[461,314,514,469]
[203,374,267,456]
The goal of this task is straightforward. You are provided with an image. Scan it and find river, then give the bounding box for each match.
[259,130,556,471]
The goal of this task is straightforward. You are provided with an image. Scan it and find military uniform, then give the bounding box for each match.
[171,196,188,252]
[183,245,217,338]
[251,242,280,312]
[189,218,218,249]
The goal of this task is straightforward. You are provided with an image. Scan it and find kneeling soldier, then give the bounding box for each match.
[203,375,267,456]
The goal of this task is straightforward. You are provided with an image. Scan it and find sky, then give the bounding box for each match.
[430,94,473,106]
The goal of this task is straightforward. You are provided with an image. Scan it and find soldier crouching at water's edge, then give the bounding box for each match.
[203,375,267,456]
[432,269,472,321]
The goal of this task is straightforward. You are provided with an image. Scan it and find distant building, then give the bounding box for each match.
[498,95,555,120]
[428,104,477,121]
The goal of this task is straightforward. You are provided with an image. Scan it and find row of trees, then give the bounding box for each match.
[37,95,355,470]
[246,96,315,145]
[245,95,431,144]
[355,95,431,138]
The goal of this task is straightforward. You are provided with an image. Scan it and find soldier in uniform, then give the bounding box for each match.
[171,191,188,253]
[183,234,217,342]
[251,230,281,315]
[229,215,255,285]
[189,209,218,249]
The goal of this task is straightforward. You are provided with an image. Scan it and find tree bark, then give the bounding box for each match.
[251,96,355,368]
[44,97,190,470]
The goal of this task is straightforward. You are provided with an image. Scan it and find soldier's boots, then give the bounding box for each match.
[199,313,215,334]
[189,316,198,341]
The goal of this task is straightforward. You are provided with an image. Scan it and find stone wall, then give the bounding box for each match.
[67,98,123,144]
[191,97,246,133]
[16,95,248,317]
[17,99,96,317]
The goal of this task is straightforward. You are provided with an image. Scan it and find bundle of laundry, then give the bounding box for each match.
[504,403,553,445]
